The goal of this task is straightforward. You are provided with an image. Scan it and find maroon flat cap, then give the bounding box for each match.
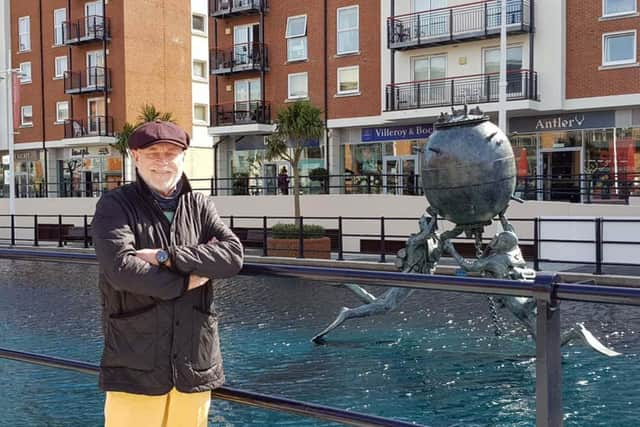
[128,120,190,150]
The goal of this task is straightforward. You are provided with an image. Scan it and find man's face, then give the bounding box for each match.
[131,142,185,196]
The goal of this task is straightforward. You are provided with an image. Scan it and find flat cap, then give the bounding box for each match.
[128,120,190,150]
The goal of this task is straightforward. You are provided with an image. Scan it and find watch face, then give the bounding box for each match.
[157,250,169,264]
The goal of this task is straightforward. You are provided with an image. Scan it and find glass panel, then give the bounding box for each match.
[402,158,418,195]
[286,16,306,37]
[289,74,307,98]
[605,34,635,63]
[585,129,616,200]
[604,0,636,15]
[616,128,640,198]
[540,131,581,150]
[511,134,538,200]
[385,159,399,194]
[192,15,205,32]
[338,68,358,92]
[338,7,357,30]
[287,37,307,61]
[413,58,429,81]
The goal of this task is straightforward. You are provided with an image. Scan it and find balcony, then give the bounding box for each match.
[210,0,266,17]
[211,101,271,126]
[63,15,110,45]
[64,67,111,95]
[388,0,531,50]
[211,43,268,75]
[64,116,114,138]
[385,70,538,111]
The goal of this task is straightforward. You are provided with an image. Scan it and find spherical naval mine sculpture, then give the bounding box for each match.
[421,106,516,226]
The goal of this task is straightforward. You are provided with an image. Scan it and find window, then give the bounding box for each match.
[54,8,66,45]
[193,60,207,79]
[288,72,308,99]
[193,104,208,123]
[484,45,523,93]
[21,106,33,126]
[337,6,359,54]
[18,16,30,51]
[286,15,307,61]
[337,66,359,94]
[603,31,637,65]
[54,56,68,78]
[56,101,69,123]
[603,0,637,16]
[192,14,206,33]
[19,62,32,84]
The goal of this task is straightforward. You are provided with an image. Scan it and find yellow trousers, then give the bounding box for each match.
[104,388,211,427]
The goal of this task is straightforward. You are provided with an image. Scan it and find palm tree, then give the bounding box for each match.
[110,104,176,183]
[265,100,324,224]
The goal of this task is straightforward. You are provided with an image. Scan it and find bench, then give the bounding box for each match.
[64,226,93,245]
[36,223,74,242]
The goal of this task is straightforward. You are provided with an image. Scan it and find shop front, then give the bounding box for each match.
[510,110,640,203]
[341,124,433,195]
[3,150,46,198]
[227,135,323,195]
[57,145,123,197]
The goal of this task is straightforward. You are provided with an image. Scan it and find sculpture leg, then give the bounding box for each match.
[311,287,414,343]
[343,283,378,304]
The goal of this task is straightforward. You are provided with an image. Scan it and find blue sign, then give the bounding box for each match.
[361,124,433,142]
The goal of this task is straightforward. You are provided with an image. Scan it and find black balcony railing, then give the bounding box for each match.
[64,67,111,94]
[386,70,538,111]
[63,116,114,139]
[210,43,269,74]
[388,0,531,49]
[211,101,271,126]
[63,15,110,45]
[210,0,266,17]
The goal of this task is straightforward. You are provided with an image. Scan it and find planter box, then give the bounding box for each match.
[267,237,331,259]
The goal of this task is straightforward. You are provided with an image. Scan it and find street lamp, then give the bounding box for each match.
[498,0,508,133]
[0,67,21,216]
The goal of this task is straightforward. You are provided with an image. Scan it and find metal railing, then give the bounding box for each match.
[1,258,640,426]
[63,116,114,138]
[210,42,269,74]
[64,67,111,94]
[210,0,267,16]
[1,214,639,275]
[387,0,531,49]
[386,70,537,111]
[211,101,271,126]
[63,15,111,44]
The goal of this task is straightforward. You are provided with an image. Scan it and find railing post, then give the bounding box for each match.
[533,217,540,271]
[338,216,344,261]
[450,79,455,106]
[262,216,268,257]
[484,2,488,35]
[210,178,215,196]
[594,217,603,275]
[83,215,89,248]
[379,217,386,263]
[10,214,15,246]
[58,215,64,247]
[298,216,305,258]
[229,215,234,230]
[535,278,563,427]
[449,8,453,40]
[33,215,39,247]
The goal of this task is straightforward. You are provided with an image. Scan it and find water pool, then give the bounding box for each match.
[0,259,638,426]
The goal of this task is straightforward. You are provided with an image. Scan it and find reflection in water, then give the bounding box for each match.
[0,259,639,426]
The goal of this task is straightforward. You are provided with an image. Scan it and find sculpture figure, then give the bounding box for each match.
[312,106,620,357]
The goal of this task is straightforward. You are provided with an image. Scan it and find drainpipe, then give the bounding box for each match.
[529,0,535,99]
[102,0,108,136]
[39,0,48,196]
[390,0,395,86]
[67,0,73,125]
[323,0,329,174]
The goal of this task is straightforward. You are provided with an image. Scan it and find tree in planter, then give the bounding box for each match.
[265,101,324,223]
[111,104,176,184]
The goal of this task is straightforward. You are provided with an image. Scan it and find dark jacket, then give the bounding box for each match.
[91,176,243,395]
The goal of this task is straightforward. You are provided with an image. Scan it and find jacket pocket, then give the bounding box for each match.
[191,307,221,371]
[102,305,157,371]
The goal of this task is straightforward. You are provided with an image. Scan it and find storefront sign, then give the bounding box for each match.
[510,111,615,133]
[361,124,433,142]
[15,150,39,161]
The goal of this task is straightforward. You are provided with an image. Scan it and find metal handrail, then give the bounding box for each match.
[0,348,421,427]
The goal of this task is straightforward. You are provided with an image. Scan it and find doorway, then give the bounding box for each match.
[383,155,418,195]
[263,161,291,195]
[540,148,582,202]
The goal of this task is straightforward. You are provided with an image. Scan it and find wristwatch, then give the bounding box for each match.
[156,249,170,267]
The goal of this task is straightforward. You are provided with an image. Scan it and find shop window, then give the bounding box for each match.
[55,56,68,79]
[286,15,307,61]
[288,72,308,99]
[603,0,637,17]
[337,6,358,54]
[337,66,359,94]
[602,31,637,66]
[21,105,33,126]
[18,16,30,52]
[56,101,69,123]
[54,8,66,45]
[192,14,206,33]
[19,62,31,84]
